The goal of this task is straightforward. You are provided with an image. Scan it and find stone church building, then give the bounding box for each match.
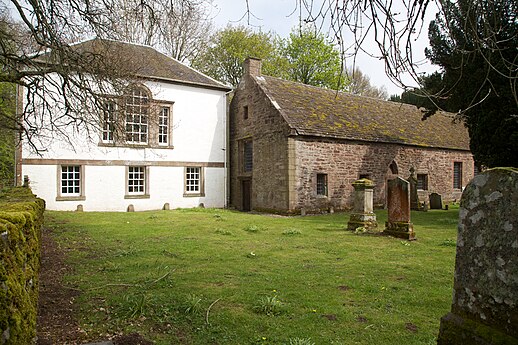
[229,58,474,213]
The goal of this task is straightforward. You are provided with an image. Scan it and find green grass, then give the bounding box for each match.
[45,207,460,344]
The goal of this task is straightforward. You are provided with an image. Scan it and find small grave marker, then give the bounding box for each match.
[429,193,443,210]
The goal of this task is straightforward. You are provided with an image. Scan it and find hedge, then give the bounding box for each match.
[0,187,45,345]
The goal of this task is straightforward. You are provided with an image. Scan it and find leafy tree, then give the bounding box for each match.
[191,25,276,87]
[279,26,346,90]
[345,67,388,99]
[425,0,518,167]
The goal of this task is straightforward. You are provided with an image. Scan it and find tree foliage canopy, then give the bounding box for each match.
[191,25,276,87]
[278,26,346,90]
[424,0,517,167]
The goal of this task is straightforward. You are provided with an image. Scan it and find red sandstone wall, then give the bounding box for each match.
[294,137,474,212]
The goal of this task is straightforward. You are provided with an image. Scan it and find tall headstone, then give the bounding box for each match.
[383,177,415,240]
[408,167,420,210]
[429,192,443,210]
[437,168,518,345]
[347,179,377,231]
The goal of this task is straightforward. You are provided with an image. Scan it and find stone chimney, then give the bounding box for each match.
[243,57,262,77]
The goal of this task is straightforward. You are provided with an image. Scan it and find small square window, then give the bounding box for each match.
[359,174,370,180]
[61,165,81,195]
[57,165,85,201]
[184,167,205,197]
[317,173,328,196]
[127,166,147,195]
[417,174,428,190]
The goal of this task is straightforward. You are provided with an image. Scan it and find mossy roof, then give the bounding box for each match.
[255,75,470,150]
[37,38,230,91]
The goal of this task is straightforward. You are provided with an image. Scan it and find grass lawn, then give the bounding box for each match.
[44,207,459,345]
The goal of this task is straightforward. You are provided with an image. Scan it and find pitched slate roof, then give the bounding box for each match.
[254,75,470,150]
[38,38,230,91]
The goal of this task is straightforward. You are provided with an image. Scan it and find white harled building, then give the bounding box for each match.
[17,39,231,211]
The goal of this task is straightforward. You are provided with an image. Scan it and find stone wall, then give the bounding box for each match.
[229,65,293,212]
[294,137,474,212]
[0,187,45,345]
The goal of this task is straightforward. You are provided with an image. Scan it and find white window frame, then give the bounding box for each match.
[57,165,85,201]
[184,166,205,197]
[125,166,149,198]
[102,101,116,143]
[125,87,149,144]
[158,106,170,146]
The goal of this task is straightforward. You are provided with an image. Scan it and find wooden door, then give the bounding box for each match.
[242,180,251,211]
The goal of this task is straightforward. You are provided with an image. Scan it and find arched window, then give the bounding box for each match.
[389,161,398,175]
[125,86,150,143]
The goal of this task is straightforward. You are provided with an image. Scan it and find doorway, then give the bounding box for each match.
[242,179,251,211]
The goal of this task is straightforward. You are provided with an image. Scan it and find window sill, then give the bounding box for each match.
[183,193,205,198]
[316,195,328,199]
[98,142,174,150]
[124,194,151,199]
[56,196,86,201]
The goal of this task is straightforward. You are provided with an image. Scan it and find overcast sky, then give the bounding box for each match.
[210,0,439,96]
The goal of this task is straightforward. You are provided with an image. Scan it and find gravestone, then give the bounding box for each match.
[163,203,170,210]
[347,179,377,231]
[383,177,415,240]
[429,192,443,210]
[437,168,518,345]
[408,167,420,210]
[127,204,135,212]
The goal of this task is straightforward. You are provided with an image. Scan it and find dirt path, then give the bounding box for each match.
[36,224,154,345]
[37,225,85,345]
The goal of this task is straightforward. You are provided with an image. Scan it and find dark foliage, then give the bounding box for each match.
[421,0,517,167]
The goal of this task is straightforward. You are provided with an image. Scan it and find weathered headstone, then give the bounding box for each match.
[347,179,377,231]
[127,204,135,212]
[437,168,518,345]
[76,204,84,212]
[163,203,170,210]
[383,177,415,240]
[429,192,443,210]
[408,167,420,210]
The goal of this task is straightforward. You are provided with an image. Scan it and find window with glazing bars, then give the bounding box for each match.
[186,167,200,193]
[61,166,81,195]
[128,166,145,194]
[417,174,428,190]
[317,173,328,196]
[125,87,149,143]
[243,140,253,172]
[158,107,169,145]
[102,101,115,142]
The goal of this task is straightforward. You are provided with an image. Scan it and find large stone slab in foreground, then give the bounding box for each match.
[437,168,518,345]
